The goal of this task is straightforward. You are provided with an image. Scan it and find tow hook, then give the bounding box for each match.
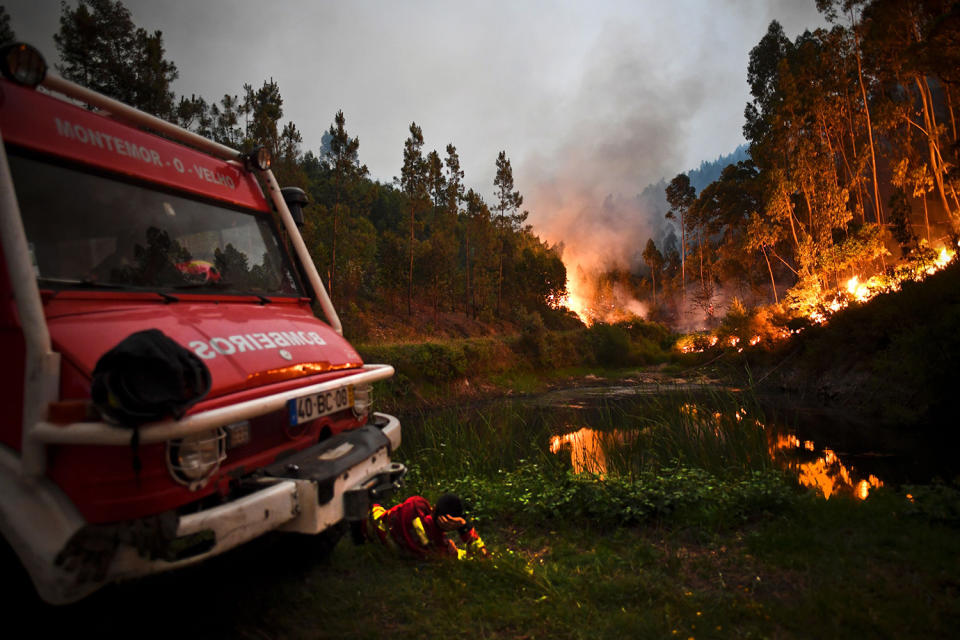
[343,462,407,522]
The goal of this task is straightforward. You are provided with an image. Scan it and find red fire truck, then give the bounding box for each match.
[0,43,405,604]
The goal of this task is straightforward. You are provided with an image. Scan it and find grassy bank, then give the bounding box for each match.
[357,319,686,412]
[242,487,960,639]
[296,392,959,638]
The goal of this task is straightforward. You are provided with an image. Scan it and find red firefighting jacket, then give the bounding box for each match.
[369,496,485,559]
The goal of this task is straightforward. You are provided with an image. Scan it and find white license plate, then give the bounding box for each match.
[287,385,354,425]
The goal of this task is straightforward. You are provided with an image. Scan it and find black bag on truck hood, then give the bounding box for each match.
[91,329,211,427]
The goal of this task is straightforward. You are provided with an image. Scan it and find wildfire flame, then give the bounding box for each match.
[680,241,958,353]
[812,242,957,325]
[559,256,650,326]
[561,290,594,326]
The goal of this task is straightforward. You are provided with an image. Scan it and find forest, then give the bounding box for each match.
[637,0,960,330]
[3,0,959,339]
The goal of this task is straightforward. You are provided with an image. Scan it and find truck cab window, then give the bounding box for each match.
[9,153,301,297]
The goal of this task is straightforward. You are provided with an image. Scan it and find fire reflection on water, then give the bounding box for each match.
[771,434,883,500]
[549,424,884,500]
[548,428,631,475]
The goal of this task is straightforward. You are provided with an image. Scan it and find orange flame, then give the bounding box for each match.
[562,290,594,326]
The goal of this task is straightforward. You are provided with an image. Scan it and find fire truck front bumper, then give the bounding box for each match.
[44,414,405,604]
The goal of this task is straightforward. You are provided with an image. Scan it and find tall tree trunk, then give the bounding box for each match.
[464,231,471,316]
[844,90,866,222]
[761,245,778,304]
[496,213,504,317]
[946,83,958,161]
[853,26,883,224]
[916,76,955,230]
[698,231,705,291]
[680,212,686,309]
[330,209,338,300]
[497,252,503,317]
[408,205,415,316]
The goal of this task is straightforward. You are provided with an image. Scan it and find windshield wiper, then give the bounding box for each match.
[38,277,126,289]
[38,277,179,303]
[172,281,272,304]
[172,281,233,290]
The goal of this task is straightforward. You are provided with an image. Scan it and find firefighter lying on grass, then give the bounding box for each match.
[360,493,488,559]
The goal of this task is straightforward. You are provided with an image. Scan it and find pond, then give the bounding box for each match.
[535,384,956,499]
[404,382,956,500]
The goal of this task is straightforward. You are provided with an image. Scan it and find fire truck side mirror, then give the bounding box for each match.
[281,187,308,228]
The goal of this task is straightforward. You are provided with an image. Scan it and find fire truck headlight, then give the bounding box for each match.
[0,42,47,88]
[352,383,373,419]
[242,145,271,172]
[167,429,227,491]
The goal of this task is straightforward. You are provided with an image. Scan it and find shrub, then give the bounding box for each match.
[588,323,633,366]
[436,463,797,529]
[517,308,549,365]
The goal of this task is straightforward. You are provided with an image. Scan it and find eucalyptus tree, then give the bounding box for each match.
[744,21,887,294]
[861,0,960,232]
[816,0,884,226]
[693,161,766,302]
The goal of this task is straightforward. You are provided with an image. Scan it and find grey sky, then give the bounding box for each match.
[6,0,826,265]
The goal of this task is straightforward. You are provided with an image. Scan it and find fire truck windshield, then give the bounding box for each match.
[10,153,302,297]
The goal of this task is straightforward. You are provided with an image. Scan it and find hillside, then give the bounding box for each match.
[747,258,960,430]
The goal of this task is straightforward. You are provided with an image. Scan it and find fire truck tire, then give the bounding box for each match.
[311,522,346,561]
[0,537,43,610]
[283,522,345,563]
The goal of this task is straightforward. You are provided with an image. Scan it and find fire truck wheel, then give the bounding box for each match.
[285,523,345,563]
[0,538,43,610]
[312,522,346,560]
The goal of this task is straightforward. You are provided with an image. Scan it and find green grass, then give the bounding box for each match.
[227,486,958,640]
[32,390,960,638]
[37,485,960,639]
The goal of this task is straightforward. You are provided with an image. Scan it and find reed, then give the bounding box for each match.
[396,388,774,490]
[601,388,773,478]
[397,401,561,487]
